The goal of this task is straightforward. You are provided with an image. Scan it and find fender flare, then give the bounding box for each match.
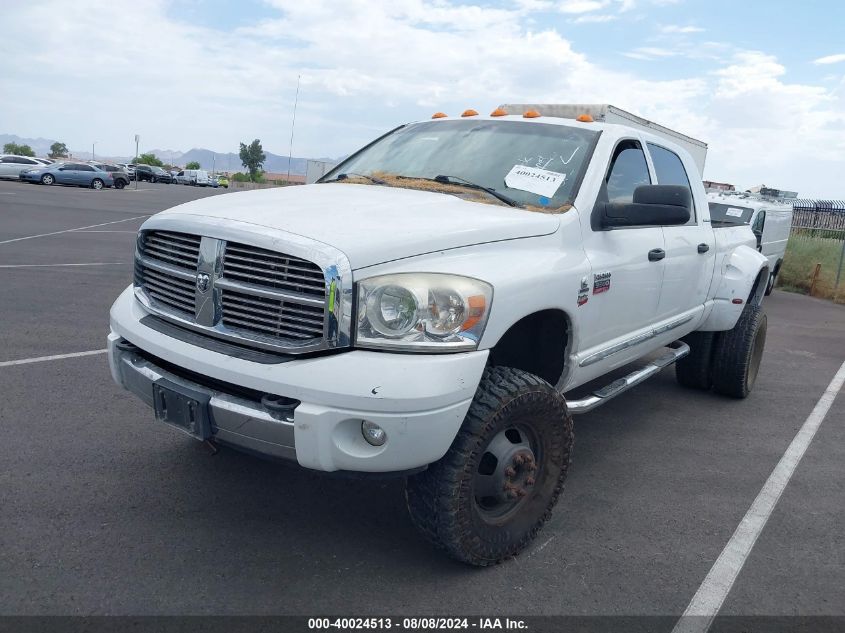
[699,245,769,332]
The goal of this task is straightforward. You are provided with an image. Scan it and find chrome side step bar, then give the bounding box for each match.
[567,341,690,415]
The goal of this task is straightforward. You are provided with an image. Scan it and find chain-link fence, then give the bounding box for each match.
[783,200,845,302]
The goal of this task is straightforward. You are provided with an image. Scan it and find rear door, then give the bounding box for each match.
[578,137,665,354]
[646,142,714,323]
[76,164,96,185]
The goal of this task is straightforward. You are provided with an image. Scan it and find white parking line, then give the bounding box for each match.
[0,215,147,245]
[0,349,107,368]
[672,359,845,633]
[0,262,125,268]
[77,230,138,233]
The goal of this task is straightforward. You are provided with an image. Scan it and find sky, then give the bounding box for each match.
[2,0,845,197]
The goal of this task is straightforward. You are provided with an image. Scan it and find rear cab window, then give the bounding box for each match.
[709,203,754,225]
[647,142,696,223]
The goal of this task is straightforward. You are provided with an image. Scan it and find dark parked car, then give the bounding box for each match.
[150,166,174,184]
[91,163,129,189]
[133,164,155,182]
[133,164,173,183]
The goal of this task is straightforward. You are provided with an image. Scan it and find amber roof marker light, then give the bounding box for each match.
[461,109,479,117]
[490,107,508,117]
[431,112,448,119]
[577,114,594,122]
[523,109,541,118]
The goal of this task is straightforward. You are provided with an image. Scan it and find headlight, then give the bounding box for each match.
[356,273,492,352]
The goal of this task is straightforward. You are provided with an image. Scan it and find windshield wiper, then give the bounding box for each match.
[432,174,518,207]
[323,172,386,185]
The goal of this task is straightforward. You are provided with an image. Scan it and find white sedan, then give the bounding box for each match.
[0,155,45,178]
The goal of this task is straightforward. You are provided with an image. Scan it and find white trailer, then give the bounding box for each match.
[499,103,708,176]
[306,159,339,184]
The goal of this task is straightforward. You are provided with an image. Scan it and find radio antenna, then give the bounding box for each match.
[287,74,301,183]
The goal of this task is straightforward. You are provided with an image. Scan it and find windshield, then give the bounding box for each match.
[324,119,599,211]
[709,202,754,225]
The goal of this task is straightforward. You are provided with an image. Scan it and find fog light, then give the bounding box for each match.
[361,420,387,446]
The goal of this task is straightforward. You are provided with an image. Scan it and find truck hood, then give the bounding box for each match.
[157,183,560,269]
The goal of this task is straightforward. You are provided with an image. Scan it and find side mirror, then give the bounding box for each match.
[598,185,691,228]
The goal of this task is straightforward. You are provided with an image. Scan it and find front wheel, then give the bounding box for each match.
[405,366,574,566]
[41,174,55,185]
[711,303,767,398]
[91,178,104,190]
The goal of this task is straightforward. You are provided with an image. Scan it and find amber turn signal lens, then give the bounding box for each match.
[461,109,479,117]
[431,112,448,119]
[576,114,594,122]
[523,110,541,118]
[490,107,508,117]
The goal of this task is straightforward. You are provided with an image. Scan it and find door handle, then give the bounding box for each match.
[697,243,710,253]
[648,248,665,262]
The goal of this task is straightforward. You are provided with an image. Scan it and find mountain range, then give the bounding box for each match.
[1,134,338,175]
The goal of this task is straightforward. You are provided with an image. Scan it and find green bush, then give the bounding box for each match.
[779,233,845,303]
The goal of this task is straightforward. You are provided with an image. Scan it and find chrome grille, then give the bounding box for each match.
[140,231,200,270]
[223,242,325,297]
[134,262,195,316]
[221,289,324,340]
[134,229,329,352]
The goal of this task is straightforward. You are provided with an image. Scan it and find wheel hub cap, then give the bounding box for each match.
[474,426,539,516]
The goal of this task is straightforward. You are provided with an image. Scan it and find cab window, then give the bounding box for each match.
[647,143,696,223]
[603,140,651,204]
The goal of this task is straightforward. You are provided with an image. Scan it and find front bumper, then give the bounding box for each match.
[109,286,487,472]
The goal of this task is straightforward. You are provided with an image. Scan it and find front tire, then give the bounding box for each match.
[711,303,767,398]
[41,174,55,185]
[405,366,574,566]
[91,178,104,190]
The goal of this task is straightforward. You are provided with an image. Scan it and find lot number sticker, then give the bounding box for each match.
[505,165,566,198]
[726,207,744,217]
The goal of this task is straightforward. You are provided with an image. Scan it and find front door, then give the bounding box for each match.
[55,164,79,184]
[578,138,665,353]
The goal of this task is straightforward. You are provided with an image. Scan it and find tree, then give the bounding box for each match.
[185,160,201,170]
[49,142,68,159]
[239,139,266,182]
[3,142,35,157]
[135,153,164,167]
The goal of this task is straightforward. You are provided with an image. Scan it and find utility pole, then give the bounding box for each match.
[134,134,140,190]
[92,141,96,162]
[287,74,301,183]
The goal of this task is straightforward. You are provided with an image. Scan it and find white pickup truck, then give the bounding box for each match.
[108,104,770,566]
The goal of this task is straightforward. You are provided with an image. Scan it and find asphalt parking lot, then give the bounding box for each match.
[1,178,843,624]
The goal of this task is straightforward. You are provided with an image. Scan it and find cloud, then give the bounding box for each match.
[0,0,843,197]
[571,13,618,23]
[624,46,677,59]
[813,53,845,65]
[556,0,608,14]
[661,24,705,33]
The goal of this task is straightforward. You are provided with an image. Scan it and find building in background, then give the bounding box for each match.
[748,185,798,200]
[703,180,735,192]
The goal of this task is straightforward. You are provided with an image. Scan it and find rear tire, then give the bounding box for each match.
[765,266,779,296]
[405,366,574,566]
[675,331,716,390]
[114,180,125,190]
[711,303,767,399]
